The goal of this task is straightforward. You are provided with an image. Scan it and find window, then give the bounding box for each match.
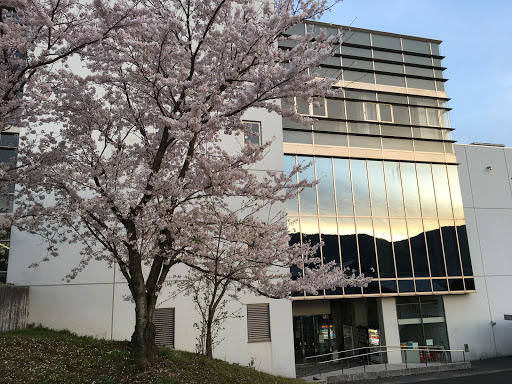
[243,121,261,146]
[295,97,327,117]
[154,308,175,347]
[364,102,393,123]
[247,303,271,342]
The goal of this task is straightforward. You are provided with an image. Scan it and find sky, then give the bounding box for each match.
[318,0,512,147]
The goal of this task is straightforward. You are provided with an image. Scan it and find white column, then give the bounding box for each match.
[380,297,402,363]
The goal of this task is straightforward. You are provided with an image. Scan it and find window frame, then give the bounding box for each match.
[242,121,262,146]
[425,108,440,127]
[363,102,394,123]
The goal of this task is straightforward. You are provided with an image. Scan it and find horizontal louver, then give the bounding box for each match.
[154,308,175,347]
[247,303,271,342]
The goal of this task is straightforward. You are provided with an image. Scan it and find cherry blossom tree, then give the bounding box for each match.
[13,0,369,368]
[0,0,132,131]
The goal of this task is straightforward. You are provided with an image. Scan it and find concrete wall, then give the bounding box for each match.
[445,144,512,360]
[0,284,29,332]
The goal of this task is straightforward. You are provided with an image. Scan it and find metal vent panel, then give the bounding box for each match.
[154,307,175,347]
[247,303,271,342]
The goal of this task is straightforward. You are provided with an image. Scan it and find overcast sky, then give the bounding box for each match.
[319,0,512,147]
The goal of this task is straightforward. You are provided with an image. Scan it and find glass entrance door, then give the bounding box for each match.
[293,314,335,364]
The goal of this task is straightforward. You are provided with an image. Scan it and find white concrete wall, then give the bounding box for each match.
[7,109,297,377]
[445,144,512,360]
[379,297,402,363]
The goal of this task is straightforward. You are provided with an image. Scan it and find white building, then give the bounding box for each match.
[6,22,512,378]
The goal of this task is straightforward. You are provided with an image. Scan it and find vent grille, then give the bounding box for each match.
[247,303,271,342]
[154,308,175,347]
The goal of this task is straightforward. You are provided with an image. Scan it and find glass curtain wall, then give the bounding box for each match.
[285,155,474,297]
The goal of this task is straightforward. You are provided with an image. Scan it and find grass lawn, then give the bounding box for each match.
[0,325,305,384]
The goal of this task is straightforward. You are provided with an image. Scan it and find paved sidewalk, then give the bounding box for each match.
[357,356,512,383]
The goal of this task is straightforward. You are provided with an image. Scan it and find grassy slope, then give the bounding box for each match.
[0,326,304,384]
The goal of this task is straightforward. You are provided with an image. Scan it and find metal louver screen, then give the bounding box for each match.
[153,308,175,347]
[247,303,271,342]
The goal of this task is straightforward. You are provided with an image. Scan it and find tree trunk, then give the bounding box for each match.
[130,271,158,369]
[205,311,214,359]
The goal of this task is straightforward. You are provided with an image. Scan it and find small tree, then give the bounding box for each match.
[13,0,364,368]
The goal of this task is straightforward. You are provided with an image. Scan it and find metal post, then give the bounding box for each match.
[463,350,466,362]
[405,348,408,369]
[425,350,428,367]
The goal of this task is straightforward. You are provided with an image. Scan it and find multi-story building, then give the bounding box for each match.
[280,22,474,365]
[5,21,511,378]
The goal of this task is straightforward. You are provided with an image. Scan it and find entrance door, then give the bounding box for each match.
[293,314,335,364]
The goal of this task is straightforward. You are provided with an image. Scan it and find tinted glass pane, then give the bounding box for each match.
[326,99,346,119]
[374,218,395,278]
[375,62,404,74]
[433,58,442,67]
[349,135,381,149]
[283,130,313,144]
[0,134,19,147]
[372,34,401,50]
[348,122,380,135]
[403,54,432,66]
[416,163,437,217]
[345,90,377,101]
[381,126,412,138]
[414,140,445,153]
[447,166,464,218]
[244,123,260,145]
[415,279,432,292]
[409,96,438,107]
[410,107,427,126]
[432,279,448,292]
[297,99,310,114]
[364,103,378,121]
[413,127,443,140]
[351,160,372,216]
[341,46,373,58]
[464,278,475,291]
[402,39,430,54]
[312,67,340,79]
[392,105,411,125]
[400,163,421,217]
[285,24,305,36]
[436,81,445,92]
[301,216,321,260]
[282,117,311,130]
[373,50,402,62]
[342,58,373,70]
[448,279,464,291]
[382,138,414,150]
[288,217,302,285]
[408,218,429,277]
[398,280,415,293]
[284,156,299,215]
[424,219,446,277]
[456,220,473,276]
[380,280,398,293]
[440,219,462,276]
[320,217,340,267]
[313,120,347,133]
[391,218,412,277]
[0,149,16,164]
[343,30,371,45]
[380,104,393,122]
[314,132,348,146]
[339,217,359,272]
[426,109,440,126]
[312,98,326,116]
[432,164,453,218]
[376,74,406,87]
[368,161,388,216]
[431,43,440,56]
[407,78,436,91]
[405,66,433,77]
[363,281,380,294]
[344,70,374,84]
[297,156,317,215]
[378,94,408,104]
[344,286,362,295]
[333,158,354,216]
[316,158,336,215]
[346,101,365,120]
[357,217,377,274]
[384,162,405,217]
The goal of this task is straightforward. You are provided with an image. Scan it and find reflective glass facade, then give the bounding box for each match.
[285,156,474,297]
[282,22,474,298]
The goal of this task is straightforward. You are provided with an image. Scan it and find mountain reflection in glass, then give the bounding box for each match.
[284,155,474,296]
